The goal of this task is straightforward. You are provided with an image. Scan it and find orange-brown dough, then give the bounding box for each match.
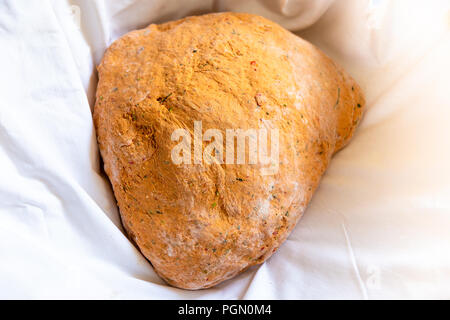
[94,12,365,289]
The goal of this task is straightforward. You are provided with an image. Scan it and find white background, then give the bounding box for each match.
[0,0,449,299]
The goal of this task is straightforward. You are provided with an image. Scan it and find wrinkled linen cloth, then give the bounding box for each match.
[0,0,449,299]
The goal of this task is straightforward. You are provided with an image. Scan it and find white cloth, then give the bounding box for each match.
[0,0,449,299]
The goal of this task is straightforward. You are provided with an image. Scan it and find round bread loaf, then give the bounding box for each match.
[94,12,365,289]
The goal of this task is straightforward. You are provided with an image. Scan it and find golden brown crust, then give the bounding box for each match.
[94,12,365,289]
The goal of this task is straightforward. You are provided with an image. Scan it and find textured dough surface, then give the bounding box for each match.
[94,12,365,289]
